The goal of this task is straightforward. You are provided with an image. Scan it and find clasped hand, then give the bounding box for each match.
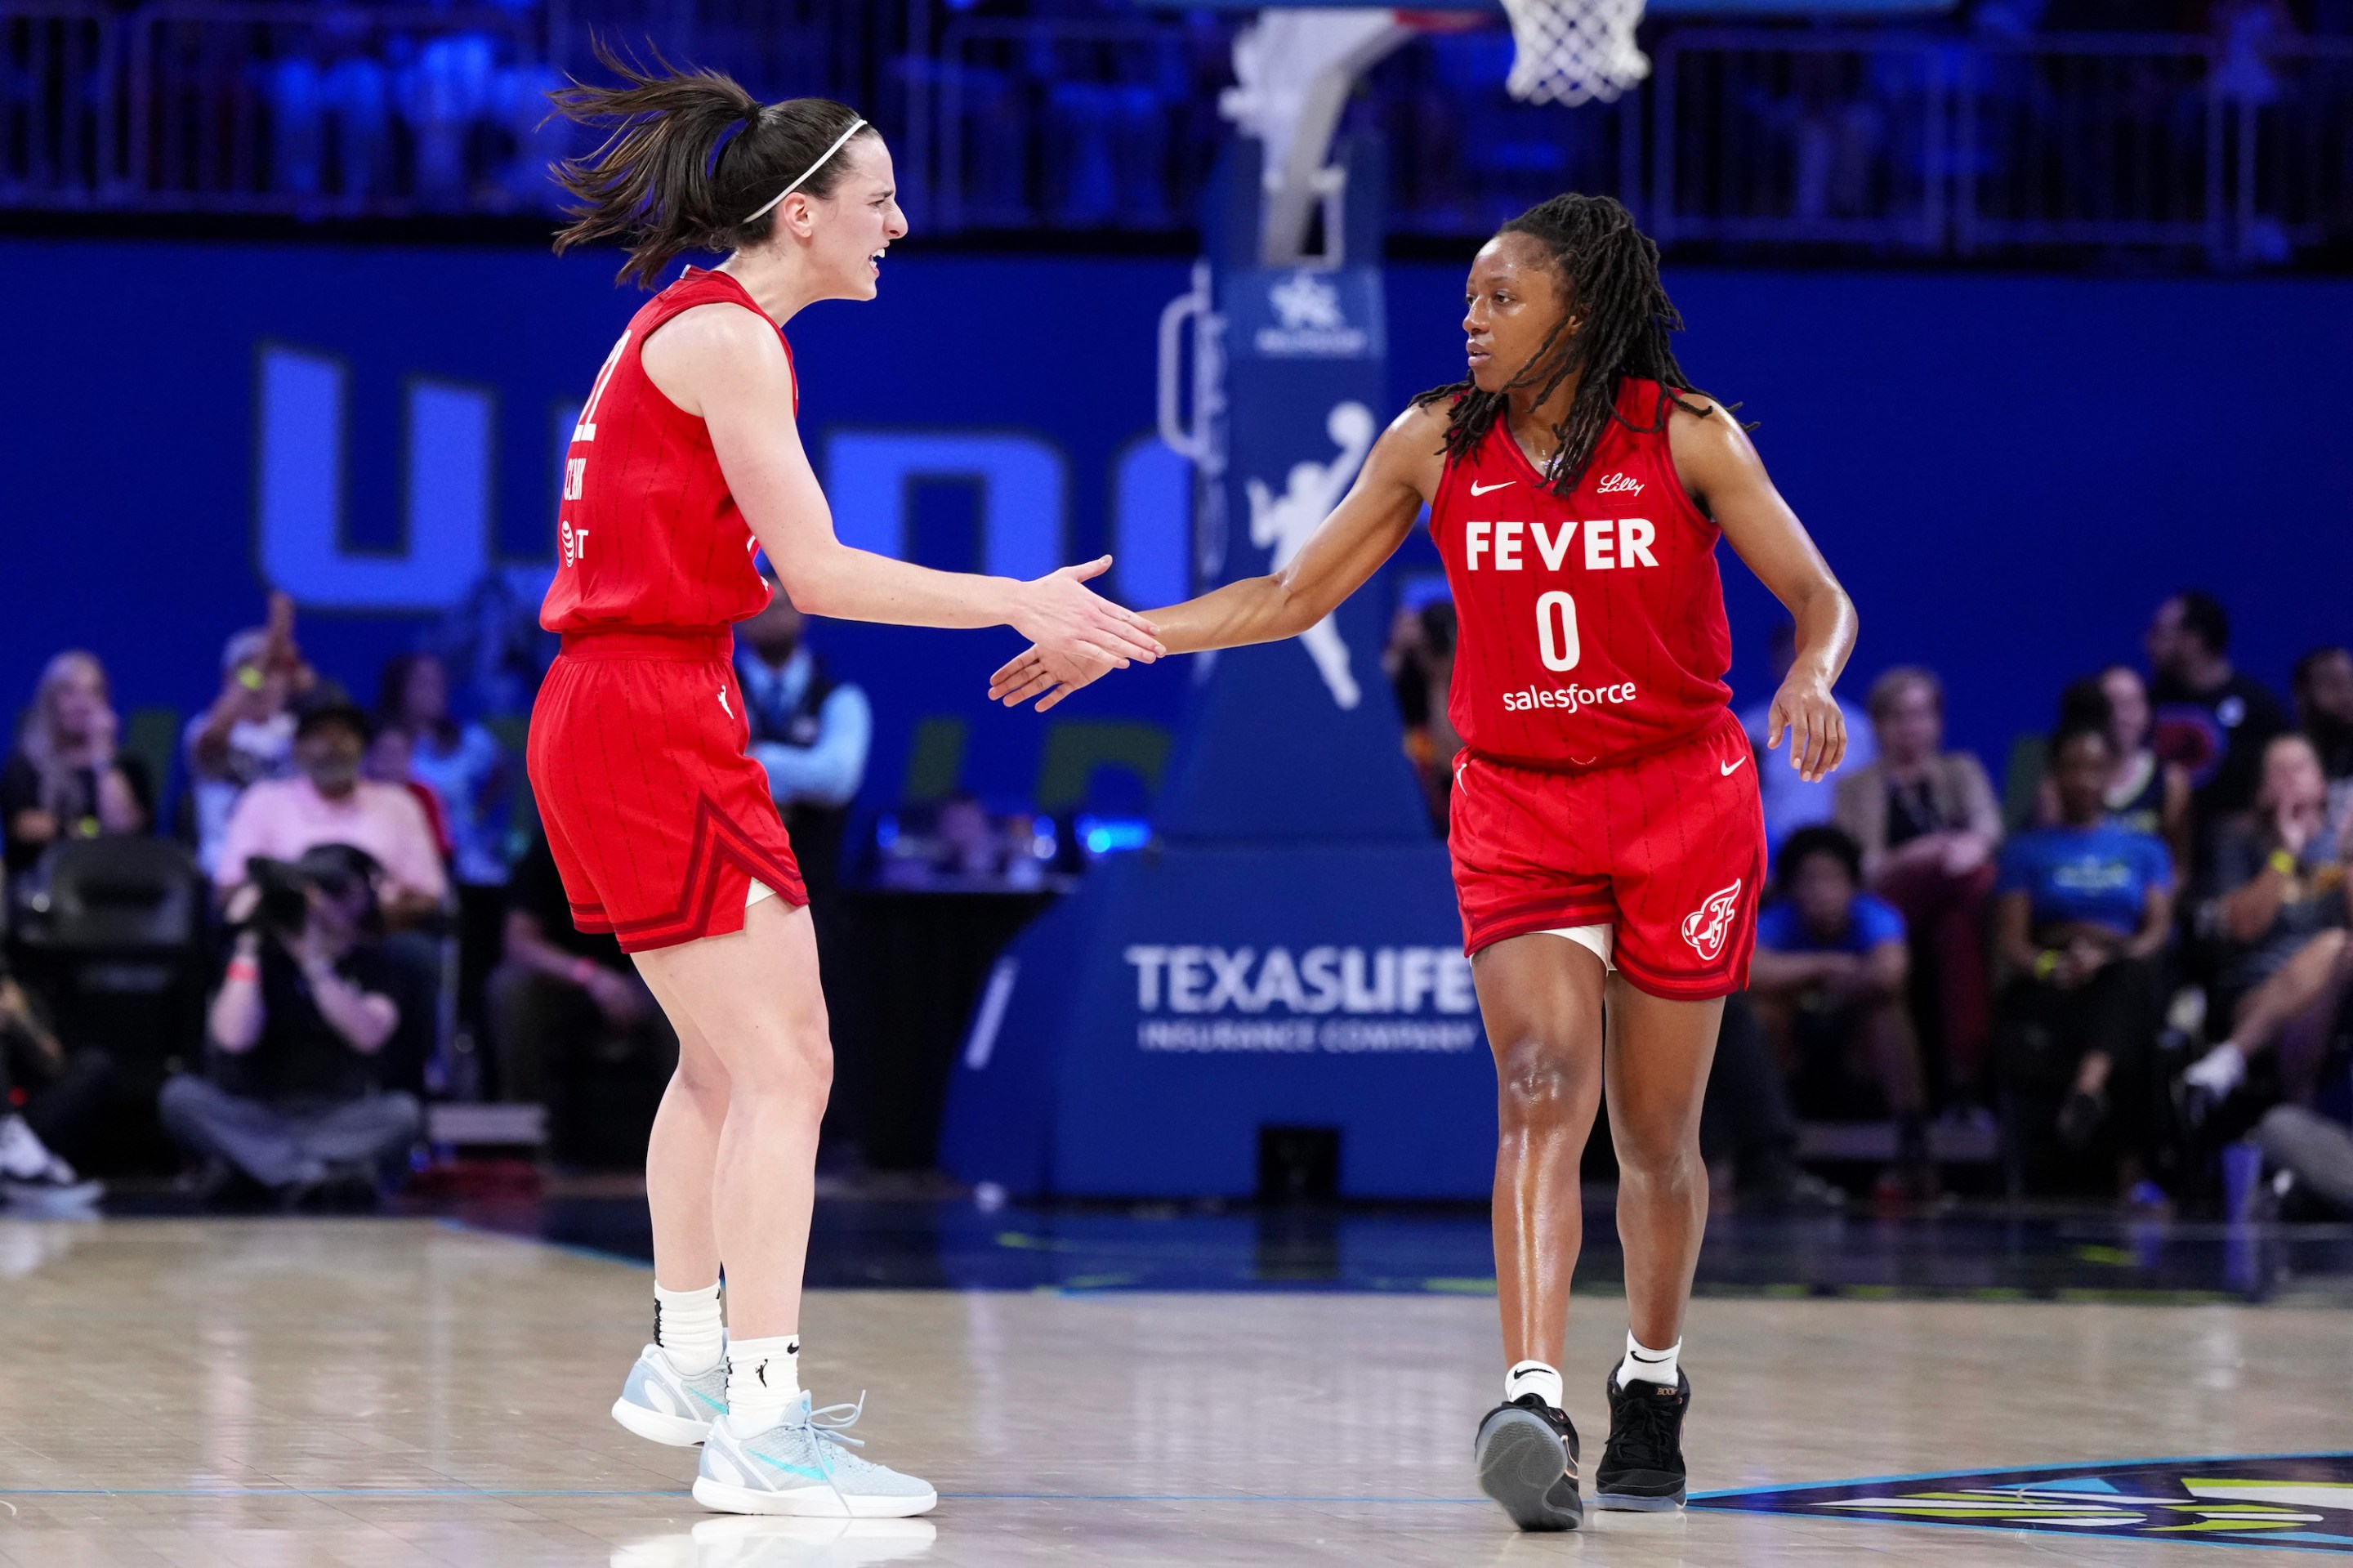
[997,556,1158,713]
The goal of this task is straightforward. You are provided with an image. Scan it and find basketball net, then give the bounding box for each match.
[1489,0,1650,107]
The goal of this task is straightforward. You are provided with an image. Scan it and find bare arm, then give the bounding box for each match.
[1747,946,1849,995]
[2222,858,2291,945]
[988,402,1445,711]
[643,306,1159,680]
[1862,936,1910,999]
[1995,889,2043,977]
[1671,404,1857,784]
[208,933,266,1052]
[2126,882,2175,963]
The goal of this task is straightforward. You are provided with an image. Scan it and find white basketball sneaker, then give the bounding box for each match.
[694,1394,937,1518]
[611,1343,729,1447]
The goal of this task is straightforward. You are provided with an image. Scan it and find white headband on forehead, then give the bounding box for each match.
[742,118,868,226]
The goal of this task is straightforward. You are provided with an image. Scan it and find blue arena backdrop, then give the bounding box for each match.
[2,236,2345,830]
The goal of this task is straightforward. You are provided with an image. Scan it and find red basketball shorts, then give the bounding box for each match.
[526,628,806,954]
[1448,708,1765,999]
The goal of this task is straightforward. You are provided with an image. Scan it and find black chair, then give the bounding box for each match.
[10,837,212,1175]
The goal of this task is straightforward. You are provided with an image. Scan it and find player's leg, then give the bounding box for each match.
[632,896,935,1517]
[1592,981,1720,1512]
[608,958,734,1447]
[1471,929,1610,1532]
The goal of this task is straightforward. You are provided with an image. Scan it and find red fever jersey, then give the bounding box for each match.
[1432,377,1762,998]
[526,268,808,953]
[1429,376,1734,771]
[541,267,792,635]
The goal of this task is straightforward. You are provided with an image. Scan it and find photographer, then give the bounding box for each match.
[159,845,425,1207]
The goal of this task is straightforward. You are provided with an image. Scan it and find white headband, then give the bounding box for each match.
[742,118,868,225]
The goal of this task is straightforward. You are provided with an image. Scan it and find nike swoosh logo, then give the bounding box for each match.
[1721,756,1748,775]
[1469,480,1513,496]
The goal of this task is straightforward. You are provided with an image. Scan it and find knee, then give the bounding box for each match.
[379,1092,423,1141]
[1494,1034,1592,1128]
[1613,1115,1702,1180]
[728,1033,833,1110]
[157,1073,210,1122]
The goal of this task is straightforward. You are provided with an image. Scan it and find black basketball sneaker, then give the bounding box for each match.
[1595,1369,1690,1510]
[1474,1393,1583,1531]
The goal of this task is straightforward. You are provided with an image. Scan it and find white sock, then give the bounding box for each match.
[1504,1360,1564,1409]
[725,1333,801,1434]
[1615,1333,1681,1389]
[653,1280,723,1376]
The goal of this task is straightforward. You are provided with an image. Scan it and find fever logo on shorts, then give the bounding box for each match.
[1680,880,1743,961]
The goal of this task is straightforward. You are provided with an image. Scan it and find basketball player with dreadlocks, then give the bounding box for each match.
[531,51,1161,1517]
[989,194,1857,1532]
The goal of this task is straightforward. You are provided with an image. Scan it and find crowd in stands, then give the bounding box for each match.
[1395,588,2353,1218]
[0,587,871,1213]
[5,576,2350,1221]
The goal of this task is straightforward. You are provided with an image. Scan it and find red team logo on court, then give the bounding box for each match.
[1680,880,1744,962]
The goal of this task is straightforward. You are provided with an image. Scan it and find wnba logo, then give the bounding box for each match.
[1680,880,1743,961]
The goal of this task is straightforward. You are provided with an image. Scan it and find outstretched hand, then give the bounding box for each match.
[1765,676,1847,784]
[989,642,1114,713]
[1008,556,1161,696]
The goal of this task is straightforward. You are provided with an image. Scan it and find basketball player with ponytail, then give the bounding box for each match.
[533,51,1161,1517]
[993,195,1858,1531]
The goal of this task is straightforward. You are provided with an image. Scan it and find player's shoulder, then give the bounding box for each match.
[656,299,781,354]
[1375,398,1458,484]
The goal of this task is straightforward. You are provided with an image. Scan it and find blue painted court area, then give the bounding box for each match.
[434,1194,2353,1304]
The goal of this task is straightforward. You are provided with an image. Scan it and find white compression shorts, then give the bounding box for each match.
[1535,922,1614,972]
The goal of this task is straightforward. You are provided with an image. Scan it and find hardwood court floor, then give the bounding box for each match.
[2,1216,2348,1566]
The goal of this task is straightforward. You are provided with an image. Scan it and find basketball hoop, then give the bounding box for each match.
[1489,0,1650,107]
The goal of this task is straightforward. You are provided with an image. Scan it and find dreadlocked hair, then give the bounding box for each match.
[1413,193,1724,499]
[550,38,873,289]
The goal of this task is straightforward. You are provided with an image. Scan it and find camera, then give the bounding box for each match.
[237,847,379,940]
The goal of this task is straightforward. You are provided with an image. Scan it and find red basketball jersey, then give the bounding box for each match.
[540,267,796,637]
[1429,377,1734,771]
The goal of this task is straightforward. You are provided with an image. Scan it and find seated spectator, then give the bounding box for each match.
[361,724,453,860]
[1740,619,1877,858]
[378,651,508,1032]
[214,702,448,928]
[183,594,327,878]
[2145,590,2288,864]
[3,650,153,880]
[735,571,871,911]
[489,833,676,1168]
[0,968,106,1207]
[1994,723,2175,1193]
[1835,665,2003,1108]
[1382,596,1462,833]
[160,846,426,1207]
[2038,668,2192,873]
[2293,645,2353,828]
[1748,825,1930,1196]
[2182,734,2353,1107]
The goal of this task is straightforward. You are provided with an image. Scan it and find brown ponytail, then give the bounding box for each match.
[551,41,874,289]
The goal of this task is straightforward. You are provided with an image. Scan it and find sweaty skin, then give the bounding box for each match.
[989,228,1860,1373]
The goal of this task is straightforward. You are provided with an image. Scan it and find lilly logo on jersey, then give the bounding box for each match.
[1596,471,1644,496]
[1123,945,1481,1055]
[1681,881,1744,962]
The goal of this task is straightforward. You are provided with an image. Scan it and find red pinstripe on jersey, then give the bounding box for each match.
[1430,377,1733,773]
[540,267,795,637]
[525,270,809,953]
